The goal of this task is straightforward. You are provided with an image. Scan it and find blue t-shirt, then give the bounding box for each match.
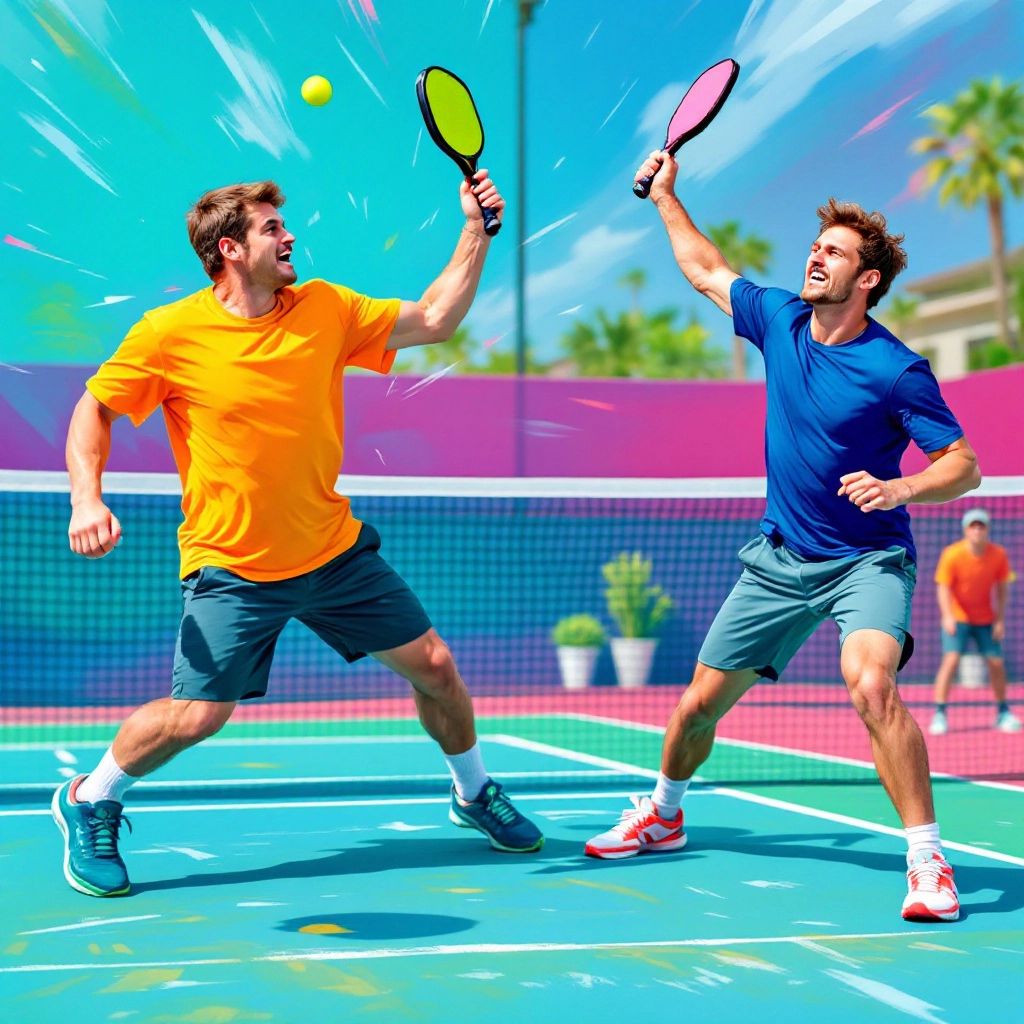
[730,278,963,563]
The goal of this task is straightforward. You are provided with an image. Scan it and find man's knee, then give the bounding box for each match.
[675,664,754,731]
[849,667,900,721]
[408,632,460,694]
[172,700,235,746]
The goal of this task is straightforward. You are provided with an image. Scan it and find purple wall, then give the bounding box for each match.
[3,364,1022,476]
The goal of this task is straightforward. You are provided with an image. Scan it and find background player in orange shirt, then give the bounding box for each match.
[929,508,1019,735]
[54,173,543,899]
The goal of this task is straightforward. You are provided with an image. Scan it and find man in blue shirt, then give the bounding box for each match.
[586,150,980,923]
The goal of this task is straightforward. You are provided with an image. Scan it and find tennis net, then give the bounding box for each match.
[2,471,1021,791]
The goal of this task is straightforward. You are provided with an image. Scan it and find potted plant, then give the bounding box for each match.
[602,552,674,688]
[551,614,606,690]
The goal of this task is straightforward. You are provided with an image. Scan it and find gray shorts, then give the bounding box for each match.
[171,523,432,702]
[698,534,917,680]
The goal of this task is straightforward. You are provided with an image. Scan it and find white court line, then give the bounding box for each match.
[1,729,566,752]
[492,735,1024,868]
[0,734,427,751]
[5,732,1020,862]
[557,710,1024,795]
[0,930,944,974]
[489,733,658,780]
[7,717,1022,796]
[21,914,160,935]
[0,790,651,818]
[0,770,625,793]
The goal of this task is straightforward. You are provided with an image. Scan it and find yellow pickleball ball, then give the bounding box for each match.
[301,75,333,107]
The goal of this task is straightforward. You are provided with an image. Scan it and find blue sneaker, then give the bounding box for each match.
[448,779,544,853]
[51,775,132,897]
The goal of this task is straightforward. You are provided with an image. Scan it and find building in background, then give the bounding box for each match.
[888,247,1024,380]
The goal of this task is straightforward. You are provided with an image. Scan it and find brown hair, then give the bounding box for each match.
[815,198,907,308]
[186,181,286,278]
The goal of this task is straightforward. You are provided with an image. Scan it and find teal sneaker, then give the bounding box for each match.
[51,775,132,897]
[448,779,544,853]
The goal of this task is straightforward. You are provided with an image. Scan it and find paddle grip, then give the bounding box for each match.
[481,204,501,236]
[633,174,654,199]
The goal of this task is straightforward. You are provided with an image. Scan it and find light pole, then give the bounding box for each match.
[515,0,539,476]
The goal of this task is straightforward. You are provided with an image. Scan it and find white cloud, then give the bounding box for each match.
[194,10,308,160]
[20,113,117,194]
[636,82,688,144]
[471,222,652,335]
[680,0,998,181]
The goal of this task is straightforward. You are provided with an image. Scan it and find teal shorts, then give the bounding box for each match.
[171,523,432,702]
[698,534,917,680]
[941,622,1003,658]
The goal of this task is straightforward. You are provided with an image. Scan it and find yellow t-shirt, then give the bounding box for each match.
[87,279,400,581]
[933,539,1013,625]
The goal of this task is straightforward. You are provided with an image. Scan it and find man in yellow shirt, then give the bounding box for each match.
[54,174,543,898]
[929,508,1018,736]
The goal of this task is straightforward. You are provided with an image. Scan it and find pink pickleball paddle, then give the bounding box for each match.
[633,58,740,198]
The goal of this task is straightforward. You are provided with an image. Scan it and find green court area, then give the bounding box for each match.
[2,718,1023,1022]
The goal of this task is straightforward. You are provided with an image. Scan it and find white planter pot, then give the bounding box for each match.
[611,637,658,689]
[959,652,987,689]
[556,646,600,690]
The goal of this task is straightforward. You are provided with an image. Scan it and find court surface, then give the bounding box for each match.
[2,725,1023,1023]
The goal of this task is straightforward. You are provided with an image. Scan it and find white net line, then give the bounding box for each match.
[2,470,1023,500]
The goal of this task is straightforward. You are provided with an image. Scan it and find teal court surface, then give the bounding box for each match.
[2,719,1023,1023]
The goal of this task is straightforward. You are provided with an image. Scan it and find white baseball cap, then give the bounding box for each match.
[961,508,990,529]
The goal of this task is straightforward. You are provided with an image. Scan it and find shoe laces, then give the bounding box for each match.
[479,783,521,826]
[907,854,949,893]
[83,804,132,859]
[612,796,656,836]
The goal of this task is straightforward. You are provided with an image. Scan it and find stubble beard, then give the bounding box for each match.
[800,278,854,305]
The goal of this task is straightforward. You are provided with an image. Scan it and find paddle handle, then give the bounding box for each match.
[481,204,501,236]
[633,149,672,200]
[633,174,655,199]
[465,173,501,235]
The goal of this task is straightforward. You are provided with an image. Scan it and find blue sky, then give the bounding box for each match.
[1,0,1022,370]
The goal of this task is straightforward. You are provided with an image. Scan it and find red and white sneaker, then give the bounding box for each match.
[584,795,686,860]
[901,851,960,922]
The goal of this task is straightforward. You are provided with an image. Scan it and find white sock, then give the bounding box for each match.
[444,743,489,802]
[905,822,942,862]
[76,748,137,805]
[651,773,690,816]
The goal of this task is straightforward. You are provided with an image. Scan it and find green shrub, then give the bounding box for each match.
[602,552,674,638]
[551,614,606,647]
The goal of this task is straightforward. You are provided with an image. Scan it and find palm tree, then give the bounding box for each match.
[706,222,772,379]
[618,268,648,315]
[416,325,473,372]
[640,310,726,379]
[558,306,724,378]
[883,293,921,340]
[911,77,1024,353]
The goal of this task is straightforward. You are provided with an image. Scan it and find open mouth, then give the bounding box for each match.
[808,269,827,284]
[278,250,292,264]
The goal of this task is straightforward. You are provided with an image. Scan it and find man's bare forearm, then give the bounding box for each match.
[66,393,112,506]
[419,226,491,338]
[653,194,730,294]
[995,581,1009,621]
[896,447,980,505]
